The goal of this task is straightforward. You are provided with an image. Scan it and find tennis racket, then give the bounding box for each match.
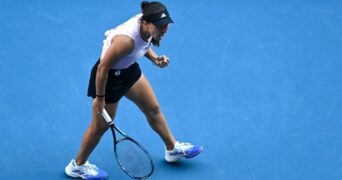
[100,109,154,179]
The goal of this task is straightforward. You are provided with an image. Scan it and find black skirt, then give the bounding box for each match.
[87,59,142,103]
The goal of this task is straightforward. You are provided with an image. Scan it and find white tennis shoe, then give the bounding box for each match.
[165,141,203,162]
[65,159,107,179]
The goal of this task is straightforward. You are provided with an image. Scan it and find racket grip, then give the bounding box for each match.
[101,109,113,124]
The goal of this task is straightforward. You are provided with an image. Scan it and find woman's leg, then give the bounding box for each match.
[75,102,118,165]
[125,74,176,150]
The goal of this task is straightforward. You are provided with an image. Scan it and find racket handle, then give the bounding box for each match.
[101,109,113,125]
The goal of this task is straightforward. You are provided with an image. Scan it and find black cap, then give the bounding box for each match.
[142,9,174,27]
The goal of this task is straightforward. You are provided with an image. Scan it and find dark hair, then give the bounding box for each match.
[141,1,167,47]
[141,1,166,16]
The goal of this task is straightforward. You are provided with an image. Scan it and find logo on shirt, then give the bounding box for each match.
[115,70,121,76]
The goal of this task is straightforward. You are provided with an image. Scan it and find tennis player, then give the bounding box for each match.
[65,1,203,179]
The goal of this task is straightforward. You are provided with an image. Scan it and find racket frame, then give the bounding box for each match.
[101,109,154,179]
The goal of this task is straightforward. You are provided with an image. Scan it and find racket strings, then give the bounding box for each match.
[116,139,153,178]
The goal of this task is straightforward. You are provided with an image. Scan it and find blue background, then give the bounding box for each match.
[0,0,341,179]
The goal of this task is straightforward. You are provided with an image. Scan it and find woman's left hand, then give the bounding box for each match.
[154,55,170,68]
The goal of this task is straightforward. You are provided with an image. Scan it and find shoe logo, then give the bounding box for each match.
[169,151,185,156]
[72,170,87,176]
[161,13,167,18]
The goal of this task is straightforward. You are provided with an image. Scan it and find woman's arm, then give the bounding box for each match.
[94,35,135,110]
[145,48,169,68]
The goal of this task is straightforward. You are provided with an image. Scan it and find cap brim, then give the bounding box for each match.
[152,17,174,27]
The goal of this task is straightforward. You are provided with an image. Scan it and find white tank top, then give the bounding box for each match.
[100,14,152,69]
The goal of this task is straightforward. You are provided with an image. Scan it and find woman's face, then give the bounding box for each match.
[149,23,169,41]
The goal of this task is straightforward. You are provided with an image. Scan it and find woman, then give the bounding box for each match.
[65,1,203,179]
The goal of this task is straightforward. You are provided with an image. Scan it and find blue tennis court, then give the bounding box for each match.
[1,0,341,179]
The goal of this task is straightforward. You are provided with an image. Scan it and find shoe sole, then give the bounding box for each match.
[65,169,107,180]
[164,156,181,163]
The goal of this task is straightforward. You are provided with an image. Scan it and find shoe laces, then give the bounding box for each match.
[79,161,99,175]
[175,142,193,154]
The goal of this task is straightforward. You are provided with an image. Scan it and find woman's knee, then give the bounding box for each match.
[90,123,108,137]
[144,104,162,118]
[89,115,109,136]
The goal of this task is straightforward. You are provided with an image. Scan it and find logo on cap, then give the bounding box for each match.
[161,13,167,18]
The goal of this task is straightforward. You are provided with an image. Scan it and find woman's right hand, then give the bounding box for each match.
[93,97,106,114]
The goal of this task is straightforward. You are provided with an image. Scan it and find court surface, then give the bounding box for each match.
[1,0,341,179]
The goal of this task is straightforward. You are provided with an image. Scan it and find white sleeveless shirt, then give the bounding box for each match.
[100,14,152,69]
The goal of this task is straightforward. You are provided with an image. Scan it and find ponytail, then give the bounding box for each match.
[141,1,150,10]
